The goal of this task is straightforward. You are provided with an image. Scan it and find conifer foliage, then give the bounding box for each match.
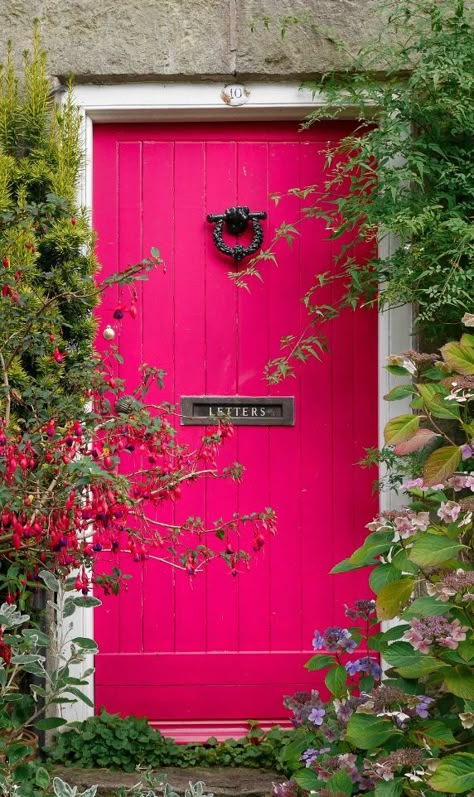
[0,32,274,604]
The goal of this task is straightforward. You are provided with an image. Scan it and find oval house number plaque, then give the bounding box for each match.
[181,396,295,426]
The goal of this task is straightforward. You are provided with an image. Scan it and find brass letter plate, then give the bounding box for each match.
[180,396,295,426]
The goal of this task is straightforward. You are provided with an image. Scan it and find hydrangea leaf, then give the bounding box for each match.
[443,666,474,700]
[305,654,336,671]
[416,383,460,419]
[457,639,474,663]
[293,769,322,792]
[423,445,462,486]
[374,779,403,797]
[430,753,474,793]
[383,642,445,678]
[384,414,421,445]
[325,771,353,796]
[345,714,400,750]
[410,719,456,749]
[393,428,439,455]
[325,665,348,697]
[369,564,402,593]
[383,384,415,401]
[403,596,451,618]
[331,531,394,573]
[441,341,474,375]
[408,535,465,567]
[376,577,415,620]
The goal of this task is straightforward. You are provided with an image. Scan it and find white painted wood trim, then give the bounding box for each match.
[61,80,411,722]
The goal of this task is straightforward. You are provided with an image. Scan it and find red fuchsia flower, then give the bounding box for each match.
[404,616,468,653]
[53,348,66,363]
[437,500,461,522]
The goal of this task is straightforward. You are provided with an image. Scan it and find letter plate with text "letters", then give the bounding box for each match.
[180,396,295,426]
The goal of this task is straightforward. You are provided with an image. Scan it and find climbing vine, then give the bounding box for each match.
[247,0,474,382]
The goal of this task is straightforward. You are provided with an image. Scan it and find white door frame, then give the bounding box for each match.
[63,80,412,723]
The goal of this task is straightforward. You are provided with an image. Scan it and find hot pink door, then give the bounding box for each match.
[93,122,378,740]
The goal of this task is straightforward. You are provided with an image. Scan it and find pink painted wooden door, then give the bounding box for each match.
[93,122,378,740]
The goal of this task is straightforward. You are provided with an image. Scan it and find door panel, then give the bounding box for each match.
[93,122,378,738]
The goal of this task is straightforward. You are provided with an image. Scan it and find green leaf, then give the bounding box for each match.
[325,665,348,697]
[416,383,460,419]
[330,557,360,574]
[39,569,59,592]
[376,577,414,621]
[457,639,474,663]
[411,720,456,748]
[66,687,94,707]
[294,769,321,791]
[345,714,399,750]
[335,531,394,572]
[375,779,402,797]
[35,717,67,730]
[325,771,353,796]
[7,743,33,764]
[430,753,474,793]
[72,596,102,608]
[441,341,474,375]
[35,767,51,789]
[409,534,465,567]
[391,547,418,574]
[383,384,415,401]
[62,600,76,618]
[369,564,401,593]
[359,675,375,693]
[383,642,445,677]
[71,637,98,651]
[404,596,451,618]
[384,414,420,445]
[423,446,462,487]
[444,666,474,700]
[386,364,412,376]
[305,654,336,671]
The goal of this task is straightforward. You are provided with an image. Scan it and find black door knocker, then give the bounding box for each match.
[206,206,267,262]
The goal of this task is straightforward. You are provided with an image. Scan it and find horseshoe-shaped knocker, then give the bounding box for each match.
[207,206,267,263]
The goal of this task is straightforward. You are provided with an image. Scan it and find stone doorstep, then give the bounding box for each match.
[53,766,281,797]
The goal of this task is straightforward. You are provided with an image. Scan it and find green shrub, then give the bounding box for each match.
[47,711,292,772]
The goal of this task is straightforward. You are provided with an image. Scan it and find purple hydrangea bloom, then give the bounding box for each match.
[300,748,319,767]
[308,706,326,726]
[364,657,382,679]
[312,630,325,650]
[415,695,434,718]
[345,656,382,679]
[345,659,363,676]
[312,626,356,654]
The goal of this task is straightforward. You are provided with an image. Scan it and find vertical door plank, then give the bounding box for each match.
[173,141,207,653]
[265,142,302,653]
[142,142,176,653]
[116,141,144,654]
[298,142,337,648]
[235,141,272,653]
[205,140,240,652]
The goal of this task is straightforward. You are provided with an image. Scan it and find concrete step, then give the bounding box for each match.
[53,766,282,797]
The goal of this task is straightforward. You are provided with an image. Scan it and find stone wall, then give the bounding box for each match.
[0,0,379,83]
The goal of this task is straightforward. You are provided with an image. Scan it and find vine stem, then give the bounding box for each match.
[0,350,11,425]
